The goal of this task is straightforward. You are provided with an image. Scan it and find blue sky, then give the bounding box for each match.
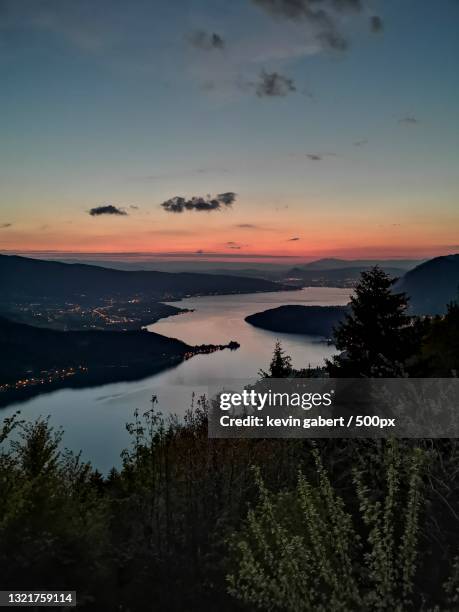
[0,0,458,258]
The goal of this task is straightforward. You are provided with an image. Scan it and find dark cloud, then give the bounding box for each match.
[236,223,258,228]
[370,15,383,33]
[189,30,225,50]
[318,29,348,51]
[306,153,323,161]
[398,116,420,125]
[287,237,300,241]
[89,205,127,216]
[251,0,368,51]
[256,71,296,97]
[161,192,237,213]
[353,139,368,147]
[0,222,12,228]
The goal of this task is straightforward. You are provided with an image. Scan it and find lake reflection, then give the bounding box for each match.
[1,287,350,472]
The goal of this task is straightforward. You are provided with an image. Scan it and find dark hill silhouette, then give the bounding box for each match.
[0,316,237,404]
[395,254,459,314]
[0,254,285,302]
[0,315,190,384]
[245,305,348,337]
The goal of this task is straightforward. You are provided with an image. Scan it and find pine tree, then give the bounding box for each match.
[326,266,415,377]
[259,341,293,378]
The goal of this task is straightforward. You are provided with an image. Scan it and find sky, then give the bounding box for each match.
[0,0,458,261]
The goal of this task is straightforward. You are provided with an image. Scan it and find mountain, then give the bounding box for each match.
[0,316,237,404]
[285,266,406,287]
[0,254,285,302]
[298,258,422,271]
[0,315,190,383]
[395,254,459,314]
[245,305,348,337]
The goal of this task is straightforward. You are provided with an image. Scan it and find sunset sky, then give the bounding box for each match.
[0,0,458,261]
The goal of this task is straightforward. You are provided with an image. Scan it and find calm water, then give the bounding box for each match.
[1,288,350,472]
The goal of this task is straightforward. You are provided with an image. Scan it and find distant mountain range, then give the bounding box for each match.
[204,259,421,284]
[395,254,459,314]
[295,258,422,271]
[0,254,285,302]
[285,266,407,287]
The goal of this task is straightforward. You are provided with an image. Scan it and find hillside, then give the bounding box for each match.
[0,254,285,302]
[245,305,348,337]
[0,316,239,404]
[395,254,459,314]
[0,315,191,384]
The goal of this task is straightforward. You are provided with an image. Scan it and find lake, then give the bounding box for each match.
[1,287,350,472]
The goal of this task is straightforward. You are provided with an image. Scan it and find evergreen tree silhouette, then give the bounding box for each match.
[327,267,415,377]
[259,341,292,378]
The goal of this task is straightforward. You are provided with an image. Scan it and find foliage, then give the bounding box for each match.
[259,340,293,378]
[1,270,459,610]
[414,301,459,376]
[327,267,420,377]
[228,441,459,611]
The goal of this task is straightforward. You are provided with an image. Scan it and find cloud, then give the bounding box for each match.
[89,205,127,216]
[353,139,368,147]
[306,153,323,161]
[129,205,139,210]
[189,30,225,50]
[255,70,296,97]
[251,0,366,51]
[226,241,248,250]
[287,237,300,241]
[370,15,383,33]
[235,223,258,228]
[398,116,420,125]
[0,223,12,229]
[161,192,237,213]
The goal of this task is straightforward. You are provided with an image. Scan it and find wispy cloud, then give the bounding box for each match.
[235,223,259,228]
[304,151,337,160]
[189,30,225,51]
[0,223,12,229]
[225,241,244,250]
[398,116,420,125]
[255,70,296,97]
[251,0,368,52]
[353,139,368,147]
[161,192,237,213]
[370,15,384,33]
[89,205,128,216]
[287,237,300,241]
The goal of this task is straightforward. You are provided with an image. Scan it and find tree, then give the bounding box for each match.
[416,300,459,376]
[259,341,292,378]
[327,267,417,377]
